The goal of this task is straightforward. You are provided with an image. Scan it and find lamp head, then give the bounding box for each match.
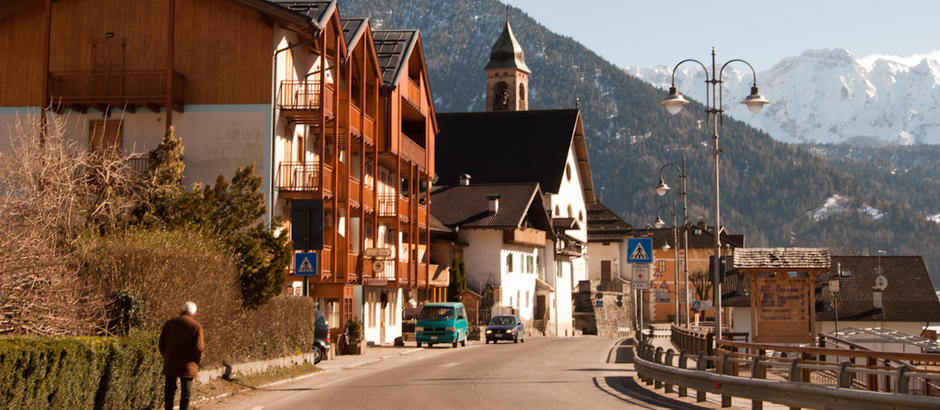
[742,85,770,114]
[655,177,670,197]
[660,86,689,115]
[653,215,666,229]
[662,242,671,251]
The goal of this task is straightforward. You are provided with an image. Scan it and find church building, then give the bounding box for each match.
[432,19,597,336]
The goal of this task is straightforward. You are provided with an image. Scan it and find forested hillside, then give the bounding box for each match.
[341,0,940,286]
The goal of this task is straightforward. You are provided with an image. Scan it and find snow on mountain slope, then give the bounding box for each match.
[626,49,940,145]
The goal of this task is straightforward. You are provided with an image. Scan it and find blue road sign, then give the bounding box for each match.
[627,238,653,264]
[692,300,702,311]
[295,252,318,276]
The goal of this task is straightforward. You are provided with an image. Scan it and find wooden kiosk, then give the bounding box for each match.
[732,248,831,343]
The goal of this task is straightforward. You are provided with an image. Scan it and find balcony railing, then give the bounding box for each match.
[48,70,185,108]
[277,161,319,191]
[404,77,421,106]
[399,134,426,169]
[378,193,396,217]
[503,228,547,248]
[279,80,333,119]
[349,104,376,142]
[125,154,149,176]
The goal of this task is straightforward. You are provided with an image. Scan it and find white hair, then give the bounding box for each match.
[181,301,197,315]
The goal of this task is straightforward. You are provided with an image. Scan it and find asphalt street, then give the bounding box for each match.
[199,336,710,410]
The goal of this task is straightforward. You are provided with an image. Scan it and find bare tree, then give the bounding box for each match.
[0,113,137,335]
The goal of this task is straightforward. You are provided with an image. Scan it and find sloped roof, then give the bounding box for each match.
[733,248,831,270]
[429,183,550,232]
[341,18,367,50]
[371,29,418,86]
[587,202,632,242]
[267,0,334,27]
[485,21,530,73]
[725,255,940,322]
[435,109,580,193]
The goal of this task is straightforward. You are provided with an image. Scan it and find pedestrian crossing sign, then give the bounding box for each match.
[295,252,318,276]
[627,238,653,263]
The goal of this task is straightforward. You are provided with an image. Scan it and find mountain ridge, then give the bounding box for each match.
[339,0,940,286]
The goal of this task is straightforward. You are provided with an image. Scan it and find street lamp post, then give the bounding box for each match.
[654,202,680,326]
[655,158,689,328]
[660,48,769,341]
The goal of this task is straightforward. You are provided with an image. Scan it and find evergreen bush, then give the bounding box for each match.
[0,333,161,409]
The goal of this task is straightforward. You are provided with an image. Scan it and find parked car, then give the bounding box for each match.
[485,315,525,344]
[313,310,331,364]
[415,302,469,348]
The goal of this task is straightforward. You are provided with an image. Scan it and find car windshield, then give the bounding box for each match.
[490,316,515,326]
[419,307,455,320]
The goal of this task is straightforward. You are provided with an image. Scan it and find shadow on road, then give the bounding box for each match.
[600,377,708,409]
[613,338,635,364]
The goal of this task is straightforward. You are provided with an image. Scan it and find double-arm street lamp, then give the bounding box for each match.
[653,202,680,326]
[655,158,689,328]
[660,48,769,340]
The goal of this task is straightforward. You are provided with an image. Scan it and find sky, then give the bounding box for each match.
[502,0,940,70]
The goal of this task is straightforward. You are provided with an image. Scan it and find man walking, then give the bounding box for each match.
[159,301,205,410]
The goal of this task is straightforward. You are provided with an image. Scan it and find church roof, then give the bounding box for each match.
[485,22,530,73]
[435,109,581,193]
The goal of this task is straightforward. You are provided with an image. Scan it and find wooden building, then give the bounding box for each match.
[0,0,442,345]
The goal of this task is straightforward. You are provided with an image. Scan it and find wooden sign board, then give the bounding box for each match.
[750,271,815,343]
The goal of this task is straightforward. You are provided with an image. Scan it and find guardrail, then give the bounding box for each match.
[634,336,940,409]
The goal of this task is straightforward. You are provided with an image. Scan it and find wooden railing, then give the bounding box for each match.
[125,154,149,175]
[399,133,426,168]
[279,80,333,115]
[404,77,421,106]
[48,70,185,105]
[377,193,396,217]
[349,104,376,141]
[277,161,332,192]
[503,228,546,248]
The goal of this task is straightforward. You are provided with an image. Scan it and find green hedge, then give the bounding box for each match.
[0,333,162,409]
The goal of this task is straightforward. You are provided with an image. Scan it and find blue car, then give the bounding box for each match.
[485,315,525,344]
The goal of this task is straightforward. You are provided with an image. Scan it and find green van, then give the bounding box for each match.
[415,302,469,348]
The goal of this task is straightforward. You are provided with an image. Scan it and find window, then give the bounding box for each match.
[567,205,573,217]
[493,81,510,111]
[506,253,513,272]
[519,84,525,102]
[554,205,560,216]
[658,260,666,274]
[566,163,572,181]
[578,210,584,222]
[525,291,529,307]
[526,255,533,273]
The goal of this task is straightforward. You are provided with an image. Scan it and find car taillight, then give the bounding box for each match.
[326,330,330,344]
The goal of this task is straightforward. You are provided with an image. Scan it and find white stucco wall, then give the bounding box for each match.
[550,145,588,243]
[361,287,403,345]
[500,244,539,322]
[554,260,574,337]
[460,229,503,292]
[587,242,627,283]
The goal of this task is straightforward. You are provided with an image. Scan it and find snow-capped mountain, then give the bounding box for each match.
[626,49,940,145]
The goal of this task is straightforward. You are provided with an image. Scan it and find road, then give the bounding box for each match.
[200,336,710,410]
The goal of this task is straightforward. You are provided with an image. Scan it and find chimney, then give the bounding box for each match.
[487,194,500,214]
[459,173,471,186]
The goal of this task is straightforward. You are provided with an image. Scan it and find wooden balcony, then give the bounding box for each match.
[277,161,333,196]
[349,104,375,144]
[319,246,332,278]
[347,253,358,281]
[279,80,333,124]
[348,179,361,205]
[48,70,184,112]
[399,134,426,169]
[362,186,374,212]
[503,228,547,248]
[403,77,421,107]
[378,193,396,217]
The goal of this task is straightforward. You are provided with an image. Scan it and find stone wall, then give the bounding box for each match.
[592,290,633,337]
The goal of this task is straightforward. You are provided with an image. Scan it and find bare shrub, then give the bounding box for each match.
[0,113,140,335]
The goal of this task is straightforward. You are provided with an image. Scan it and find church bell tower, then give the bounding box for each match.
[485,19,530,112]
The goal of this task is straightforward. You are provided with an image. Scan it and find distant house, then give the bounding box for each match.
[725,255,940,338]
[628,222,744,324]
[430,182,561,334]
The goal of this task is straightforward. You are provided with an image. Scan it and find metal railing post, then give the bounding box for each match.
[696,352,707,402]
[751,356,764,410]
[664,349,675,393]
[654,347,664,389]
[837,361,853,388]
[896,365,912,394]
[678,351,688,397]
[721,354,733,407]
